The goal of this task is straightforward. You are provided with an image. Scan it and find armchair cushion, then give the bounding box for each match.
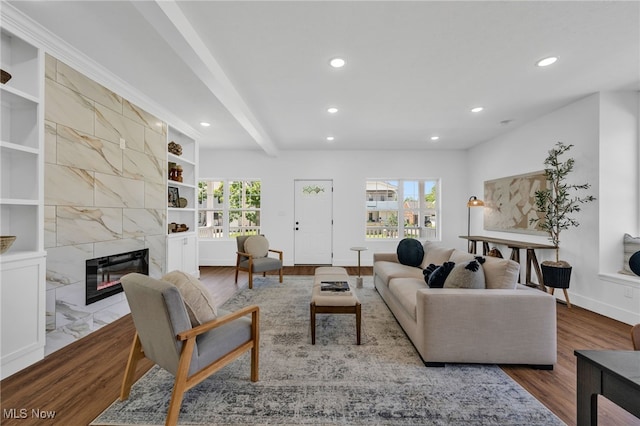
[162,270,217,326]
[244,235,269,258]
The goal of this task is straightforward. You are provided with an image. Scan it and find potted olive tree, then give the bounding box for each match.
[529,142,596,292]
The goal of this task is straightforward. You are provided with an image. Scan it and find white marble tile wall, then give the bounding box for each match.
[44,54,168,356]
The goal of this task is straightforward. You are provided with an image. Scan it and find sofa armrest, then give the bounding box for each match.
[415,287,557,365]
[373,252,399,263]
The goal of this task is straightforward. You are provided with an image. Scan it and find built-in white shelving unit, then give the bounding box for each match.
[0,27,46,379]
[166,127,199,277]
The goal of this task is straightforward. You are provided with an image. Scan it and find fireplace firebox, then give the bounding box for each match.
[85,249,149,305]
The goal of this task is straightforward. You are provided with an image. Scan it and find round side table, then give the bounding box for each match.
[350,246,368,288]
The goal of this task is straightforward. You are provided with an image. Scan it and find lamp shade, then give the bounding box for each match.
[467,196,484,207]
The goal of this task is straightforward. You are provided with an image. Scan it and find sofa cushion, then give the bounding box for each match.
[388,278,427,320]
[622,233,640,276]
[444,258,486,289]
[481,256,520,289]
[421,242,455,268]
[449,249,476,264]
[426,262,456,288]
[397,238,424,267]
[162,270,217,326]
[375,261,424,285]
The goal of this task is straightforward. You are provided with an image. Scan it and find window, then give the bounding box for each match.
[198,180,261,239]
[365,179,439,240]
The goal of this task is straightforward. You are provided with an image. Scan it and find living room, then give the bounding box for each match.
[1,1,639,425]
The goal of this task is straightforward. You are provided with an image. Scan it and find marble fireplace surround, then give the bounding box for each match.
[44,54,167,355]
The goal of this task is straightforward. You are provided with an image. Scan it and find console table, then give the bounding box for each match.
[574,350,640,425]
[459,235,556,290]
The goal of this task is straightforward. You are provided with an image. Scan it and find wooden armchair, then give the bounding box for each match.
[119,273,259,426]
[235,235,283,289]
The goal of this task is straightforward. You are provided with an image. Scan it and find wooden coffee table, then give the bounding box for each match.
[310,267,361,345]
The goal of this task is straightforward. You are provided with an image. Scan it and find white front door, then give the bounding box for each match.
[294,180,333,264]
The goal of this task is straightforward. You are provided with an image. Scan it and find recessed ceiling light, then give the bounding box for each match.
[200,122,211,127]
[430,136,440,141]
[327,107,338,114]
[536,56,558,67]
[326,136,335,142]
[330,57,345,68]
[471,107,484,113]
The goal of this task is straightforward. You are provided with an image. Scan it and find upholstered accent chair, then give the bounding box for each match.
[235,235,283,289]
[119,273,260,426]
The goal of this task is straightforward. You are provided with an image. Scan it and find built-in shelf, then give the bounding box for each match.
[166,126,198,277]
[1,26,46,380]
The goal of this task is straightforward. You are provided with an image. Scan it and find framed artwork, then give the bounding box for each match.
[483,171,548,235]
[168,186,180,208]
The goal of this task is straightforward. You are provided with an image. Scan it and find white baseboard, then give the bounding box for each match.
[567,291,640,325]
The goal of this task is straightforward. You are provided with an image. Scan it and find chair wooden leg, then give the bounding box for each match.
[356,303,361,345]
[248,272,253,289]
[251,309,260,382]
[166,338,196,426]
[234,267,239,283]
[120,332,144,400]
[310,302,316,345]
[279,267,283,283]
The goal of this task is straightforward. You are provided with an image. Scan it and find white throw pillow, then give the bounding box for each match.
[244,235,269,258]
[162,270,217,327]
[444,259,486,289]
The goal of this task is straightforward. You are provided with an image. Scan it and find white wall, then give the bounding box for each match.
[468,92,640,325]
[198,150,468,267]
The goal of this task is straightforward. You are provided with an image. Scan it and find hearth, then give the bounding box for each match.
[86,249,149,305]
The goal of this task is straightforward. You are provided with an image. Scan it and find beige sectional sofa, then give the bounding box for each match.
[373,242,557,368]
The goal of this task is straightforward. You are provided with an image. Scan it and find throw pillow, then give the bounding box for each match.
[425,261,456,288]
[622,234,640,276]
[444,257,486,289]
[244,235,269,258]
[629,251,640,276]
[397,238,424,267]
[421,242,455,268]
[162,270,217,327]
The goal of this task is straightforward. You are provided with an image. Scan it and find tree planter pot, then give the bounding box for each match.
[541,263,572,289]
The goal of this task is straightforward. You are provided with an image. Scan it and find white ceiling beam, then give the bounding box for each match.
[134,1,279,157]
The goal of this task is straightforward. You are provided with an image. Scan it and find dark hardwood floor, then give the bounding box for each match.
[1,266,638,426]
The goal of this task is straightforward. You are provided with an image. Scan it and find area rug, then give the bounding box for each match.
[92,276,564,425]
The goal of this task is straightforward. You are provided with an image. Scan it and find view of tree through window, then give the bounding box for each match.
[366,179,439,239]
[198,180,261,239]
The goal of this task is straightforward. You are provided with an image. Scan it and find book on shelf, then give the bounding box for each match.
[320,281,350,292]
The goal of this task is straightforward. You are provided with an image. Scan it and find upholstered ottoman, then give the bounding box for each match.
[310,267,361,345]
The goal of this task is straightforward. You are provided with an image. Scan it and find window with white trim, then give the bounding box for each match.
[198,180,261,239]
[365,179,439,240]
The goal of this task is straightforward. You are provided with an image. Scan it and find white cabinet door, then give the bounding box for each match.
[1,254,46,379]
[166,237,184,273]
[166,234,198,277]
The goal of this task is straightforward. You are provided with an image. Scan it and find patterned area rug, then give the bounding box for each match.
[92,276,564,425]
